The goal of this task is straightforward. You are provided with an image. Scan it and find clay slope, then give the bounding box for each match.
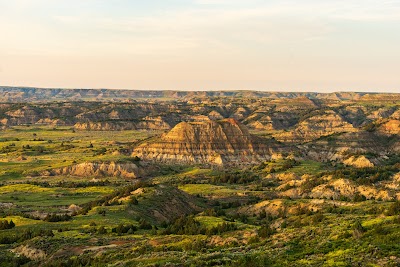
[274,110,357,143]
[379,119,400,135]
[74,122,137,131]
[133,119,276,166]
[42,161,143,178]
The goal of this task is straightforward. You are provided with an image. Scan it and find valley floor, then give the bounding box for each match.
[0,126,400,267]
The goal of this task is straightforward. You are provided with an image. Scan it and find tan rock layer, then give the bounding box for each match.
[133,119,275,166]
[274,111,357,143]
[43,162,142,178]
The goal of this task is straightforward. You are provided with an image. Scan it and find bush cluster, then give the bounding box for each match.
[44,214,71,222]
[0,228,53,244]
[111,224,137,235]
[0,219,15,230]
[211,171,260,184]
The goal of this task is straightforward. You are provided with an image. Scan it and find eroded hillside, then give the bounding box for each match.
[1,89,400,266]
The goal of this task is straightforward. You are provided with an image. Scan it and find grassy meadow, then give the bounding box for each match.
[1,126,400,266]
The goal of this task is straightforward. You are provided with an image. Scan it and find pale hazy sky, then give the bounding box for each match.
[0,0,399,92]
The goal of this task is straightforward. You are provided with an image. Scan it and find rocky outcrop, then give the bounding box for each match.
[379,119,400,135]
[43,161,142,178]
[310,178,392,201]
[274,110,357,143]
[74,116,171,131]
[231,107,250,120]
[136,116,171,130]
[244,111,298,131]
[338,106,367,127]
[74,122,137,131]
[67,204,82,214]
[367,107,396,120]
[245,114,275,131]
[391,110,400,120]
[208,111,224,120]
[5,107,45,125]
[12,245,47,260]
[301,131,393,163]
[238,199,287,217]
[133,119,277,166]
[393,173,400,182]
[1,105,79,126]
[343,155,374,168]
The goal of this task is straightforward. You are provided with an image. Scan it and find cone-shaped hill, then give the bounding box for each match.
[132,118,280,166]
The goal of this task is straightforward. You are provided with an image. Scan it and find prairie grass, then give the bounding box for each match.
[0,184,54,193]
[179,184,239,196]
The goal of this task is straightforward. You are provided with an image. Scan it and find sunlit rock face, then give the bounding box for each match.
[274,110,357,143]
[379,119,400,135]
[42,162,143,178]
[133,119,276,166]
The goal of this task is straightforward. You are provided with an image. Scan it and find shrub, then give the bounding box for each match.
[353,220,366,239]
[97,209,106,216]
[112,224,137,235]
[0,219,15,230]
[44,214,71,222]
[311,212,324,224]
[230,254,272,267]
[386,201,400,216]
[206,222,237,235]
[258,223,275,238]
[162,216,206,235]
[97,226,107,234]
[139,219,152,230]
[353,193,367,202]
[128,196,138,206]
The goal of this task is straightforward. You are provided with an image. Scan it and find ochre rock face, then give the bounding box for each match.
[379,119,400,135]
[274,110,357,143]
[43,162,142,178]
[133,119,273,166]
[343,156,374,168]
[74,122,137,131]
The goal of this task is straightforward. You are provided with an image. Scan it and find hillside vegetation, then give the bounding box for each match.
[1,89,400,266]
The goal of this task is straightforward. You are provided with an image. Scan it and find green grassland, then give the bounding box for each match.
[0,126,159,182]
[1,127,400,266]
[3,199,400,266]
[179,184,239,196]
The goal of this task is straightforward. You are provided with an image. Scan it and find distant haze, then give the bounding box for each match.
[0,0,399,92]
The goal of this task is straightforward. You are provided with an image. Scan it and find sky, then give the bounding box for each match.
[0,0,399,92]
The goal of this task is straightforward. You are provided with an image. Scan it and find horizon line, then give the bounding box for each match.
[1,85,399,94]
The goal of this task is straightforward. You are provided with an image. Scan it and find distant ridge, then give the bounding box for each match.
[1,86,398,102]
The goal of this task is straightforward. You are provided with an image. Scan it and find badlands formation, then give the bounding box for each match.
[133,119,279,166]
